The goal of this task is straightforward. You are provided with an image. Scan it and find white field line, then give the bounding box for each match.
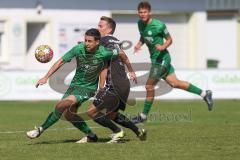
[0,126,101,134]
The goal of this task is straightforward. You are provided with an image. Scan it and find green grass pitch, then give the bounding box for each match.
[0,100,240,160]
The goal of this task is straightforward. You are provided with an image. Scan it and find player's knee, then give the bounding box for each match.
[55,101,65,112]
[145,84,154,91]
[87,108,93,117]
[55,100,73,112]
[168,79,180,88]
[63,111,71,121]
[87,106,97,118]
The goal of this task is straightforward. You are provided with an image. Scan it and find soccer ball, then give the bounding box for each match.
[35,45,53,63]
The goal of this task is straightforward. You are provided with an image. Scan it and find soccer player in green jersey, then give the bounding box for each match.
[26,28,119,142]
[132,1,213,124]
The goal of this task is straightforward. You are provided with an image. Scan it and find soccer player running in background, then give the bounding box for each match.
[27,28,119,142]
[87,16,147,143]
[132,1,213,124]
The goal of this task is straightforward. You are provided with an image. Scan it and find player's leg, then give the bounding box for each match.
[131,77,159,124]
[108,102,139,136]
[144,78,159,114]
[87,89,125,143]
[63,101,98,143]
[26,95,96,140]
[26,96,76,139]
[87,103,122,134]
[131,64,168,124]
[166,72,213,110]
[109,111,147,141]
[88,103,126,143]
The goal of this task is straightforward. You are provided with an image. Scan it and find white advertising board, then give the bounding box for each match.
[0,70,240,100]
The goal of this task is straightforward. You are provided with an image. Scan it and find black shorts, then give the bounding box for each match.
[93,88,129,112]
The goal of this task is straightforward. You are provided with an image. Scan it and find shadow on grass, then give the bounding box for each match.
[28,138,130,145]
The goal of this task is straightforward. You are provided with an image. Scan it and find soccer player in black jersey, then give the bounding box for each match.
[86,16,147,143]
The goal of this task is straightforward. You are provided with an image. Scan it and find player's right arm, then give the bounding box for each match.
[36,58,65,88]
[112,43,137,83]
[134,39,144,53]
[36,44,79,88]
[118,50,137,84]
[102,44,137,83]
[134,21,145,53]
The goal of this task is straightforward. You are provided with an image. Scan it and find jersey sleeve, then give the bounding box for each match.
[159,23,170,38]
[105,41,121,51]
[61,45,79,62]
[113,43,121,52]
[100,36,122,51]
[137,20,143,32]
[103,47,119,61]
[139,36,145,44]
[138,20,145,44]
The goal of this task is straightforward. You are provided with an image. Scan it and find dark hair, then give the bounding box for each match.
[100,16,116,34]
[137,1,151,11]
[85,28,101,40]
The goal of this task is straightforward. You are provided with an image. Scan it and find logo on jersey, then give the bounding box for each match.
[109,39,120,44]
[113,49,118,56]
[85,65,89,69]
[148,31,152,35]
[144,37,154,44]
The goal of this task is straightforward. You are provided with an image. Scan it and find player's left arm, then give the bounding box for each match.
[119,50,137,84]
[155,24,173,51]
[155,35,172,51]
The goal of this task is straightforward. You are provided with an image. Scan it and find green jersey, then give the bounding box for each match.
[138,18,170,61]
[62,42,118,91]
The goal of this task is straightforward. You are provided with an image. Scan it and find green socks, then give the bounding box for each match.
[141,84,202,117]
[40,107,94,136]
[71,120,92,134]
[143,100,153,115]
[187,83,202,95]
[141,84,202,115]
[41,109,62,130]
[70,115,92,134]
[41,108,92,134]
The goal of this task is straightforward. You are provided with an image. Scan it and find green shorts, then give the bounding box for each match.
[149,53,175,80]
[62,86,96,105]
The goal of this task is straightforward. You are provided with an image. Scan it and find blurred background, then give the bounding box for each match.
[0,0,240,100]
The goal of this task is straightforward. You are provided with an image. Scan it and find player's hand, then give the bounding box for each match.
[134,43,142,54]
[155,44,165,51]
[35,77,48,88]
[128,72,137,84]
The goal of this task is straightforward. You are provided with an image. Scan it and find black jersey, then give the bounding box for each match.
[100,35,130,100]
